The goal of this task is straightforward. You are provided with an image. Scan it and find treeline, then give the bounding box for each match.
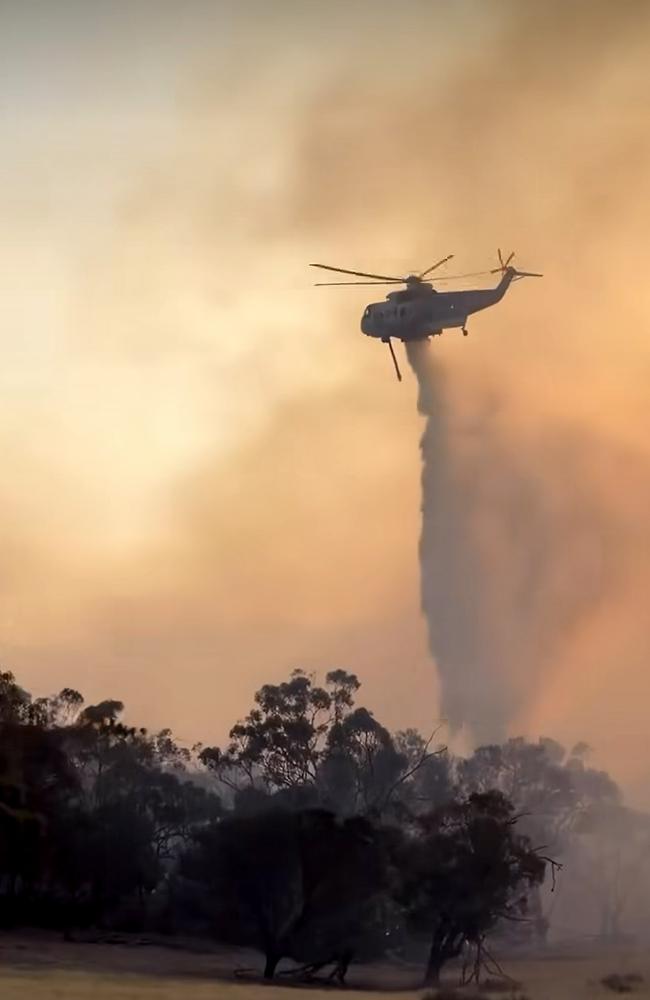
[0,667,637,985]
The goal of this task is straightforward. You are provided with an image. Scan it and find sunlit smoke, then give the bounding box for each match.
[2,0,650,801]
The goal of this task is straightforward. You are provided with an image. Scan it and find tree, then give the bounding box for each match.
[394,791,547,985]
[0,671,32,724]
[199,669,440,818]
[199,669,359,793]
[54,699,221,929]
[456,737,622,945]
[318,707,408,815]
[457,737,620,850]
[0,719,78,922]
[182,807,390,980]
[1,659,643,973]
[393,729,455,814]
[562,800,650,941]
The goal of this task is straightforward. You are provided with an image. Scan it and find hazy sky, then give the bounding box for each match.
[2,1,649,802]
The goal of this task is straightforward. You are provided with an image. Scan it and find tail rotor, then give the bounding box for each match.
[490,248,515,274]
[491,249,543,280]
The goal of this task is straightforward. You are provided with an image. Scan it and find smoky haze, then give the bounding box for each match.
[1,1,650,801]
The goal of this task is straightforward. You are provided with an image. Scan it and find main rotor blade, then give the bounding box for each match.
[316,271,494,286]
[418,254,454,279]
[386,339,402,382]
[431,269,494,281]
[314,280,403,286]
[310,263,402,281]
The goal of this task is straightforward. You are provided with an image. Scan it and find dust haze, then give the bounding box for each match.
[1,1,649,801]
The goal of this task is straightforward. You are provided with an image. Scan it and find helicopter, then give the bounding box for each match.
[310,250,542,381]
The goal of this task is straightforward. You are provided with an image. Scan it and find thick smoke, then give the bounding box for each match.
[406,339,646,747]
[4,1,650,797]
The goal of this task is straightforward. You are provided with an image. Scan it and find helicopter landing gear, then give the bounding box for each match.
[462,326,469,336]
[382,337,402,382]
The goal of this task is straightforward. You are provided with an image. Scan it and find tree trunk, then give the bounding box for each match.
[336,952,352,984]
[424,943,444,986]
[264,952,280,979]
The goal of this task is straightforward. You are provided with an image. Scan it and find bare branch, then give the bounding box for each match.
[379,726,447,809]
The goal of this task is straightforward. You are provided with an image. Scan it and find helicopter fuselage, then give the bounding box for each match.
[360,268,516,341]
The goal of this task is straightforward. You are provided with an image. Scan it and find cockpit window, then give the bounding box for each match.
[363,307,371,317]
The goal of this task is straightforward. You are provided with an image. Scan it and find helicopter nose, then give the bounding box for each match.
[360,306,373,336]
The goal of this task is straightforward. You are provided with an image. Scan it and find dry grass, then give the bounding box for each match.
[425,988,529,1000]
[601,972,646,993]
[479,978,524,993]
[0,935,648,999]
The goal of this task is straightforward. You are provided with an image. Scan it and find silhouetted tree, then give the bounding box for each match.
[0,673,221,932]
[55,700,221,928]
[0,661,641,973]
[393,729,455,814]
[0,719,77,924]
[199,669,358,793]
[456,736,622,945]
[394,791,547,985]
[458,737,620,850]
[182,807,390,980]
[199,669,442,818]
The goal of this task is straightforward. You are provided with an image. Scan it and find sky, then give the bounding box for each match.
[1,1,649,803]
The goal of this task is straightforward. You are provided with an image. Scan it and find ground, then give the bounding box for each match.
[0,933,648,999]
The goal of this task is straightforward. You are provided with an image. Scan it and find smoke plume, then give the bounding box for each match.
[406,339,647,747]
